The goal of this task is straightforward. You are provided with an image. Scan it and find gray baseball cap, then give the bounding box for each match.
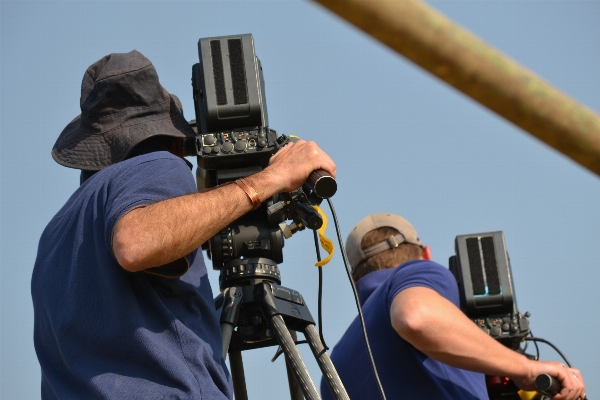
[345,213,424,270]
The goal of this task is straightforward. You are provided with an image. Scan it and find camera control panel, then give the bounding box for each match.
[196,127,278,170]
[473,312,530,350]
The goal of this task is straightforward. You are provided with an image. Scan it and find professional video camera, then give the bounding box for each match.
[449,231,530,350]
[450,231,531,399]
[190,34,334,281]
[190,34,347,400]
[449,231,583,400]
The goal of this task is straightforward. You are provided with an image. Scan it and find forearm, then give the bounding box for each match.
[113,169,284,271]
[391,287,586,397]
[113,139,336,272]
[390,287,531,378]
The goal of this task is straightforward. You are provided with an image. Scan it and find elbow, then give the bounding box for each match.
[390,297,431,340]
[112,217,152,272]
[112,207,151,272]
[113,232,142,272]
[114,251,139,273]
[394,313,428,339]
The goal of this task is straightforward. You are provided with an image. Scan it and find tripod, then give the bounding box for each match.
[215,257,349,400]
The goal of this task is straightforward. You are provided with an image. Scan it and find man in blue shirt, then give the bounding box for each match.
[32,50,336,399]
[321,213,585,400]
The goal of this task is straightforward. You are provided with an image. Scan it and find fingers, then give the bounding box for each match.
[554,367,585,400]
[273,140,335,173]
[567,368,585,400]
[267,140,337,192]
[269,138,295,161]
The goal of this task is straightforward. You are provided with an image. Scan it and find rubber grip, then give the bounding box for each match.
[306,169,337,199]
[535,374,561,396]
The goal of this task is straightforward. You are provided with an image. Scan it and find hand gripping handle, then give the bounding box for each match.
[306,169,337,199]
[535,374,588,399]
[535,374,561,396]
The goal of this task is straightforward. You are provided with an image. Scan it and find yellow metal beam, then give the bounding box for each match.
[312,0,600,176]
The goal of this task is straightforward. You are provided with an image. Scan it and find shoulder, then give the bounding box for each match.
[105,151,194,188]
[100,152,195,218]
[117,151,191,174]
[387,260,459,304]
[395,260,454,279]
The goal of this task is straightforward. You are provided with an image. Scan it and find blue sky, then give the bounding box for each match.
[1,0,599,398]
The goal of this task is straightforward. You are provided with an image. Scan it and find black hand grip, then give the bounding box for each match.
[294,202,323,230]
[535,374,561,396]
[306,169,337,199]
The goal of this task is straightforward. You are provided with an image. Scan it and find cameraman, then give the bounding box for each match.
[31,50,335,399]
[320,213,585,400]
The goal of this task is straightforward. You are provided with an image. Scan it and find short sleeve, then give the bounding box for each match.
[104,153,197,248]
[386,260,461,311]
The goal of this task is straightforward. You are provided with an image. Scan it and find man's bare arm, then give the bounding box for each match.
[390,287,585,400]
[113,140,336,272]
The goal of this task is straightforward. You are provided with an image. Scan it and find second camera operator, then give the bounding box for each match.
[320,213,586,400]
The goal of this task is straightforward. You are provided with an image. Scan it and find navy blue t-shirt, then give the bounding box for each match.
[32,152,232,400]
[320,260,488,400]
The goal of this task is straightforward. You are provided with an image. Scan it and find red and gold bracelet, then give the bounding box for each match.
[235,178,261,210]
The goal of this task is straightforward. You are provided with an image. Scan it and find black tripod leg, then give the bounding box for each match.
[229,350,249,400]
[271,315,320,400]
[219,287,243,360]
[221,323,235,361]
[304,324,349,400]
[285,329,304,400]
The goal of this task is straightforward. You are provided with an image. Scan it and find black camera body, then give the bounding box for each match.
[449,231,530,350]
[192,34,277,190]
[449,231,533,399]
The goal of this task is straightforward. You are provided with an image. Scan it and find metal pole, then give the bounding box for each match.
[311,0,600,176]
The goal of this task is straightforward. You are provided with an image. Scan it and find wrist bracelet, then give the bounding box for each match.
[235,178,261,210]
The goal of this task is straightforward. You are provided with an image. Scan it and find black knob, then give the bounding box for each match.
[212,145,220,154]
[221,142,233,153]
[235,140,247,152]
[490,326,501,336]
[258,139,267,147]
[294,202,323,230]
[305,169,337,199]
[502,323,510,331]
[202,146,212,155]
[203,135,216,146]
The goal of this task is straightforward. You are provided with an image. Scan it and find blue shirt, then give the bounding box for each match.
[32,152,232,400]
[321,260,488,400]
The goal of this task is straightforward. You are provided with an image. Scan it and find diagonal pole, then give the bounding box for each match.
[312,0,600,177]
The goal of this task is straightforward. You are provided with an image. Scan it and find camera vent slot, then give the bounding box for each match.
[481,236,501,294]
[228,38,248,105]
[466,238,485,295]
[210,40,227,105]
